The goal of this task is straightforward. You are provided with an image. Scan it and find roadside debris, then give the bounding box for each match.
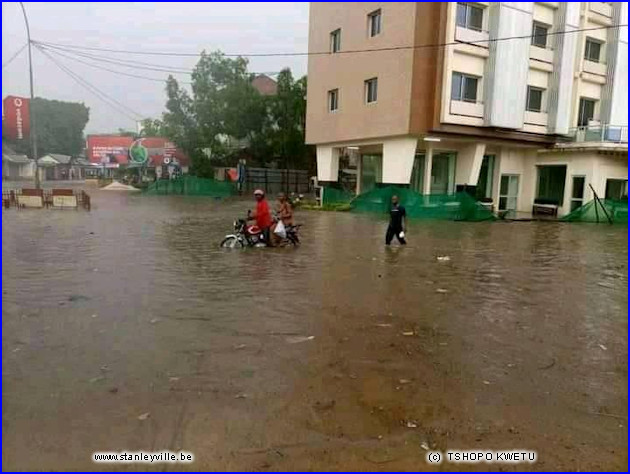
[436,256,451,262]
[137,412,150,421]
[598,344,607,351]
[234,393,248,399]
[436,288,448,294]
[89,376,105,383]
[406,421,418,429]
[285,335,315,344]
[401,331,414,337]
[420,442,430,450]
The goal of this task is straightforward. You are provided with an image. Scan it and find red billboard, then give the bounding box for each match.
[3,96,30,141]
[86,135,189,167]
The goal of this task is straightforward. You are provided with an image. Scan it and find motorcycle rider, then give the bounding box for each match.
[249,189,273,245]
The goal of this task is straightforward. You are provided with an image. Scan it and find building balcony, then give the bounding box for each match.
[589,2,613,18]
[455,26,489,48]
[529,45,554,64]
[568,124,628,143]
[583,60,607,76]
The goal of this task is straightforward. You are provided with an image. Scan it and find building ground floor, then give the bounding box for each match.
[316,136,628,218]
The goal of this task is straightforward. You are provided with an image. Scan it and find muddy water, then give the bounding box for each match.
[2,191,627,471]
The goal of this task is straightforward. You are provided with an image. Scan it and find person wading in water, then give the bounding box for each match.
[386,195,407,245]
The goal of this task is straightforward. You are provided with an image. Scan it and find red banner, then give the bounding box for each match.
[86,135,190,167]
[3,96,30,141]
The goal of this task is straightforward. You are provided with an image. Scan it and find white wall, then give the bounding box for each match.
[381,137,418,184]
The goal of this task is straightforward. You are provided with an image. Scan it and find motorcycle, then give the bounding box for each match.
[220,215,301,248]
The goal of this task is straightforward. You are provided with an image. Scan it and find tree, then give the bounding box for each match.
[139,118,164,137]
[267,69,311,169]
[158,51,313,176]
[3,97,90,157]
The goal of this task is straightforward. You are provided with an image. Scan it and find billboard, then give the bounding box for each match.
[86,135,189,167]
[3,96,30,141]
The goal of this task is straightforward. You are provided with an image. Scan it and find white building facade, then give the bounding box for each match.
[306,2,627,216]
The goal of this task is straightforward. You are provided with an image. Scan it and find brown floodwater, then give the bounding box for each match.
[2,190,627,471]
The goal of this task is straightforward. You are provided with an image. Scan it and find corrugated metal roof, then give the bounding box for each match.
[2,153,31,164]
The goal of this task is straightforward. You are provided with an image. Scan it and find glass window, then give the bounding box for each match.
[330,29,341,53]
[531,22,549,48]
[451,72,478,102]
[499,175,519,213]
[365,78,378,103]
[536,165,566,205]
[328,89,338,112]
[570,176,585,212]
[476,155,494,200]
[605,179,628,200]
[584,38,602,62]
[578,98,596,126]
[526,86,544,112]
[456,3,483,31]
[368,9,382,37]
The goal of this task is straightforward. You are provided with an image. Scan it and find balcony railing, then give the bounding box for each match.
[567,124,628,144]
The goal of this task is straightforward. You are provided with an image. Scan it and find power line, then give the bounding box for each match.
[36,41,281,76]
[36,46,142,122]
[34,41,194,74]
[2,43,27,69]
[32,24,627,58]
[36,44,193,85]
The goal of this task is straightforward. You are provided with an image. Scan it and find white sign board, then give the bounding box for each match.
[17,195,43,208]
[52,195,78,208]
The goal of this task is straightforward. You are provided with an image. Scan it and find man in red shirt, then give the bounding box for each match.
[250,189,273,245]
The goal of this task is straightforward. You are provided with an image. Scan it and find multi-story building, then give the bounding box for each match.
[306,2,627,216]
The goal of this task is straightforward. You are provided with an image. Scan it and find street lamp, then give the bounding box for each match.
[19,2,39,189]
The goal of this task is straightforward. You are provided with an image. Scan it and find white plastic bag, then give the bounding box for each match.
[274,220,287,239]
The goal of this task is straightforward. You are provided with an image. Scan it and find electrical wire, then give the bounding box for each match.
[2,43,27,69]
[36,44,193,85]
[36,41,281,78]
[32,24,627,58]
[36,45,142,122]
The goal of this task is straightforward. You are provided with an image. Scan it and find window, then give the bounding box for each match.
[571,176,585,211]
[577,98,596,126]
[456,3,483,31]
[531,22,549,48]
[584,38,602,62]
[330,29,341,53]
[365,78,378,103]
[368,9,382,37]
[536,165,566,206]
[605,179,628,200]
[499,175,519,213]
[451,72,478,103]
[328,89,339,112]
[526,86,544,113]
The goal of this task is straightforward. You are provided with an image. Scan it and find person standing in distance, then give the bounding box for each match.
[386,195,407,245]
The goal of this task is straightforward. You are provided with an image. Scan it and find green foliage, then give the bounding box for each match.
[139,118,164,137]
[158,51,312,175]
[3,97,89,157]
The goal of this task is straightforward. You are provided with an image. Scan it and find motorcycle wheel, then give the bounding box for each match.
[287,234,300,246]
[220,236,244,248]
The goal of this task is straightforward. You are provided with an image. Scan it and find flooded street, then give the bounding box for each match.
[2,191,627,471]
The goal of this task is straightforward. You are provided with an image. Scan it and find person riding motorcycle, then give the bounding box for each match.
[248,189,273,245]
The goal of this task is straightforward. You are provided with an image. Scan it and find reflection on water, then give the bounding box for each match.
[2,191,627,470]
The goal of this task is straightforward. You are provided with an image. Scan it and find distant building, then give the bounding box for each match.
[251,74,278,96]
[2,143,35,180]
[306,2,628,217]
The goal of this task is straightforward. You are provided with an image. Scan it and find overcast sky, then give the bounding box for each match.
[2,2,309,133]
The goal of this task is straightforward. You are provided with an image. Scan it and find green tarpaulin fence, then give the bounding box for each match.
[321,186,496,222]
[561,199,628,224]
[144,176,235,197]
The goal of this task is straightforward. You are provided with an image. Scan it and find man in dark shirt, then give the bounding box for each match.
[386,195,407,245]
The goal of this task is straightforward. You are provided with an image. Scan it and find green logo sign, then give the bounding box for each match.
[129,139,149,164]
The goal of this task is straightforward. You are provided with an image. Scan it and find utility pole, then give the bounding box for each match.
[19,2,39,188]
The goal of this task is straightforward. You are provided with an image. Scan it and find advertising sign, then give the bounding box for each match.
[3,96,30,141]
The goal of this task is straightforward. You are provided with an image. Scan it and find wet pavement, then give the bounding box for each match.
[2,190,627,471]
